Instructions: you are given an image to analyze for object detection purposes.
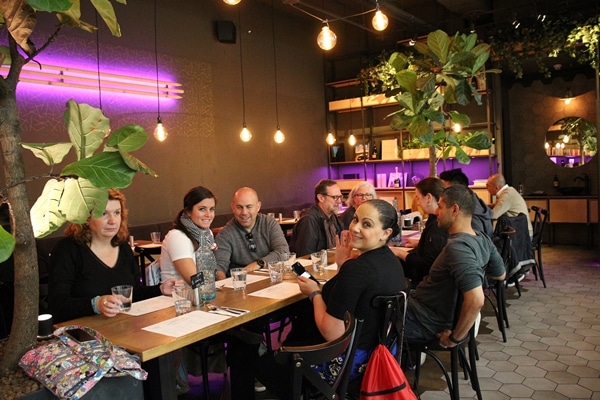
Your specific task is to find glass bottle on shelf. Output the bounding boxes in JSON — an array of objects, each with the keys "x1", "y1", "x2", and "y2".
[
  {"x1": 393, "y1": 167, "x2": 400, "y2": 188},
  {"x1": 371, "y1": 141, "x2": 378, "y2": 159},
  {"x1": 195, "y1": 229, "x2": 217, "y2": 301}
]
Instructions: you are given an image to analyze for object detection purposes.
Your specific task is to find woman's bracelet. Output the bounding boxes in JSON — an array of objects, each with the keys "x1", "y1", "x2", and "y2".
[
  {"x1": 309, "y1": 290, "x2": 322, "y2": 302},
  {"x1": 91, "y1": 296, "x2": 100, "y2": 314}
]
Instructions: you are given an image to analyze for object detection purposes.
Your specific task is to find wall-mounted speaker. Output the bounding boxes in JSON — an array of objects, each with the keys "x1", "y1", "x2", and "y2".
[{"x1": 215, "y1": 20, "x2": 237, "y2": 44}]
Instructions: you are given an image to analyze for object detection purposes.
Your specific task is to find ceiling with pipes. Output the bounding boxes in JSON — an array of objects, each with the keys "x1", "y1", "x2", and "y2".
[{"x1": 264, "y1": 0, "x2": 599, "y2": 66}]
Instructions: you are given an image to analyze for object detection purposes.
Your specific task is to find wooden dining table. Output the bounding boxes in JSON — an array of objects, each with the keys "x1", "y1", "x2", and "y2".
[{"x1": 55, "y1": 258, "x2": 338, "y2": 400}]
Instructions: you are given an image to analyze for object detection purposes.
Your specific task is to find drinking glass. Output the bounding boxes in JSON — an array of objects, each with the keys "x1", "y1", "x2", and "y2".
[
  {"x1": 310, "y1": 252, "x2": 323, "y2": 274},
  {"x1": 150, "y1": 231, "x2": 161, "y2": 243},
  {"x1": 111, "y1": 285, "x2": 133, "y2": 312},
  {"x1": 268, "y1": 261, "x2": 284, "y2": 283},
  {"x1": 231, "y1": 268, "x2": 247, "y2": 290}
]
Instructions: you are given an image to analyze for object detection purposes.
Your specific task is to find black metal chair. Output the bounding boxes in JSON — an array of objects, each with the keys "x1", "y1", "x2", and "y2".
[
  {"x1": 274, "y1": 311, "x2": 361, "y2": 400},
  {"x1": 530, "y1": 206, "x2": 549, "y2": 288},
  {"x1": 484, "y1": 225, "x2": 516, "y2": 342},
  {"x1": 404, "y1": 293, "x2": 483, "y2": 400}
]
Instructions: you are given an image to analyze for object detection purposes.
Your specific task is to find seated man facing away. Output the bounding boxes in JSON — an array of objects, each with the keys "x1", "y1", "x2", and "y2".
[
  {"x1": 404, "y1": 185, "x2": 505, "y2": 347},
  {"x1": 486, "y1": 173, "x2": 533, "y2": 237},
  {"x1": 289, "y1": 179, "x2": 344, "y2": 256},
  {"x1": 439, "y1": 168, "x2": 494, "y2": 237}
]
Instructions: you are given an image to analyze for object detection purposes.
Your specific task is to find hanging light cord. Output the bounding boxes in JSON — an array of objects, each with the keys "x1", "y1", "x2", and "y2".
[
  {"x1": 290, "y1": 3, "x2": 377, "y2": 24},
  {"x1": 238, "y1": 8, "x2": 246, "y2": 125},
  {"x1": 271, "y1": 2, "x2": 279, "y2": 127},
  {"x1": 154, "y1": 0, "x2": 161, "y2": 120},
  {"x1": 95, "y1": 12, "x2": 102, "y2": 110}
]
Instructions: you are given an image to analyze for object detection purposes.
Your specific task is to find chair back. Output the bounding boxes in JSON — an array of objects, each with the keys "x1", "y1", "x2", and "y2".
[
  {"x1": 275, "y1": 311, "x2": 361, "y2": 400},
  {"x1": 530, "y1": 206, "x2": 549, "y2": 249},
  {"x1": 371, "y1": 291, "x2": 408, "y2": 363}
]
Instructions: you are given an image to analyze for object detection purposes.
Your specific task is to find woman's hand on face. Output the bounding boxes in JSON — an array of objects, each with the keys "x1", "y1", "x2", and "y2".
[
  {"x1": 297, "y1": 275, "x2": 320, "y2": 296},
  {"x1": 98, "y1": 295, "x2": 121, "y2": 317},
  {"x1": 335, "y1": 231, "x2": 354, "y2": 267},
  {"x1": 159, "y1": 278, "x2": 181, "y2": 295},
  {"x1": 405, "y1": 237, "x2": 419, "y2": 248}
]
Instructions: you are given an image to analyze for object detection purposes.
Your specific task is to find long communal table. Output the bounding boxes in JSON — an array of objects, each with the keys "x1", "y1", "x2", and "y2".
[{"x1": 56, "y1": 259, "x2": 338, "y2": 400}]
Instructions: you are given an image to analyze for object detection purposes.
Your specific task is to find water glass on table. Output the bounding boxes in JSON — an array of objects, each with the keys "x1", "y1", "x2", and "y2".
[
  {"x1": 231, "y1": 268, "x2": 247, "y2": 290},
  {"x1": 310, "y1": 250, "x2": 326, "y2": 275},
  {"x1": 268, "y1": 261, "x2": 284, "y2": 283},
  {"x1": 111, "y1": 285, "x2": 133, "y2": 312},
  {"x1": 150, "y1": 231, "x2": 161, "y2": 243},
  {"x1": 174, "y1": 299, "x2": 192, "y2": 315}
]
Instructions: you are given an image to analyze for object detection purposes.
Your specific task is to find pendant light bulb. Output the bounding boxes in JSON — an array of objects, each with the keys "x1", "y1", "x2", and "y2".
[
  {"x1": 240, "y1": 125, "x2": 252, "y2": 142},
  {"x1": 372, "y1": 5, "x2": 388, "y2": 31},
  {"x1": 348, "y1": 133, "x2": 357, "y2": 146},
  {"x1": 326, "y1": 132, "x2": 336, "y2": 145},
  {"x1": 317, "y1": 24, "x2": 337, "y2": 51},
  {"x1": 274, "y1": 128, "x2": 285, "y2": 144},
  {"x1": 154, "y1": 117, "x2": 168, "y2": 142},
  {"x1": 223, "y1": 0, "x2": 241, "y2": 4},
  {"x1": 453, "y1": 123, "x2": 462, "y2": 133}
]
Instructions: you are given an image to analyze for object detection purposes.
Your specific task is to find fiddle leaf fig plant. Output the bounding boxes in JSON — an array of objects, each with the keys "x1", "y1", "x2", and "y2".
[
  {"x1": 21, "y1": 99, "x2": 157, "y2": 239},
  {"x1": 365, "y1": 30, "x2": 498, "y2": 176}
]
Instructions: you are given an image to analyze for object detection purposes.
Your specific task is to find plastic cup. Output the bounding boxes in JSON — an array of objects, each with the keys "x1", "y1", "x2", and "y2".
[
  {"x1": 150, "y1": 231, "x2": 161, "y2": 243},
  {"x1": 268, "y1": 261, "x2": 284, "y2": 283},
  {"x1": 231, "y1": 268, "x2": 247, "y2": 290},
  {"x1": 174, "y1": 299, "x2": 192, "y2": 315},
  {"x1": 111, "y1": 285, "x2": 133, "y2": 312}
]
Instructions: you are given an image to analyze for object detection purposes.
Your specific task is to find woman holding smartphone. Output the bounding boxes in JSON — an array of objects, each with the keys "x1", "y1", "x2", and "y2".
[{"x1": 258, "y1": 199, "x2": 406, "y2": 398}]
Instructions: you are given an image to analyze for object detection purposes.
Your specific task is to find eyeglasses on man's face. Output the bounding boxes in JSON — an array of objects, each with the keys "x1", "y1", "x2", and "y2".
[
  {"x1": 353, "y1": 193, "x2": 373, "y2": 199},
  {"x1": 323, "y1": 194, "x2": 343, "y2": 202},
  {"x1": 245, "y1": 232, "x2": 257, "y2": 252}
]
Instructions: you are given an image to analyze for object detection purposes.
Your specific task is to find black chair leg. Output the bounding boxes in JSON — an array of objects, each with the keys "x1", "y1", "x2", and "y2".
[{"x1": 537, "y1": 249, "x2": 547, "y2": 288}]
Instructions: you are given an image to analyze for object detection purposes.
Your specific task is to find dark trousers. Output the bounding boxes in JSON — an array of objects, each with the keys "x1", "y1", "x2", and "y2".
[{"x1": 226, "y1": 335, "x2": 260, "y2": 400}]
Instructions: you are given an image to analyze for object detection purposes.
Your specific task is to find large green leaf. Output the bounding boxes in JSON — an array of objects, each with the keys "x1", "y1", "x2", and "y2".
[
  {"x1": 454, "y1": 80, "x2": 473, "y2": 106},
  {"x1": 61, "y1": 178, "x2": 108, "y2": 222},
  {"x1": 462, "y1": 131, "x2": 492, "y2": 149},
  {"x1": 90, "y1": 0, "x2": 121, "y2": 37},
  {"x1": 105, "y1": 124, "x2": 148, "y2": 152},
  {"x1": 61, "y1": 151, "x2": 135, "y2": 189},
  {"x1": 388, "y1": 52, "x2": 408, "y2": 71},
  {"x1": 0, "y1": 226, "x2": 15, "y2": 263},
  {"x1": 56, "y1": 0, "x2": 98, "y2": 34},
  {"x1": 30, "y1": 179, "x2": 67, "y2": 238},
  {"x1": 28, "y1": 0, "x2": 72, "y2": 12},
  {"x1": 120, "y1": 152, "x2": 158, "y2": 177},
  {"x1": 454, "y1": 146, "x2": 470, "y2": 164},
  {"x1": 448, "y1": 111, "x2": 471, "y2": 127},
  {"x1": 0, "y1": 0, "x2": 36, "y2": 54},
  {"x1": 427, "y1": 30, "x2": 450, "y2": 65},
  {"x1": 395, "y1": 69, "x2": 417, "y2": 94},
  {"x1": 408, "y1": 115, "x2": 432, "y2": 137},
  {"x1": 21, "y1": 142, "x2": 73, "y2": 166},
  {"x1": 64, "y1": 99, "x2": 110, "y2": 160}
]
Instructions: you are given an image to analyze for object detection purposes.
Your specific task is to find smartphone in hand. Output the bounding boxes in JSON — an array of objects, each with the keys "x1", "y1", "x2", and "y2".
[{"x1": 291, "y1": 261, "x2": 320, "y2": 284}]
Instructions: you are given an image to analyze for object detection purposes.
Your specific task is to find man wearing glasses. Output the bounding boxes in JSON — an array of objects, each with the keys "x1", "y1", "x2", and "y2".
[
  {"x1": 214, "y1": 187, "x2": 289, "y2": 280},
  {"x1": 339, "y1": 181, "x2": 377, "y2": 229},
  {"x1": 289, "y1": 179, "x2": 344, "y2": 256}
]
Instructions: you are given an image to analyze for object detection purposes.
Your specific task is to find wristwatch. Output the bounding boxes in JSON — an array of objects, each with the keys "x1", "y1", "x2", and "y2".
[{"x1": 256, "y1": 259, "x2": 266, "y2": 269}]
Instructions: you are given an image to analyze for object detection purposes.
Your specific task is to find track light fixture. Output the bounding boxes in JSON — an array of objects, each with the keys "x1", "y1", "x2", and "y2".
[{"x1": 561, "y1": 88, "x2": 574, "y2": 105}]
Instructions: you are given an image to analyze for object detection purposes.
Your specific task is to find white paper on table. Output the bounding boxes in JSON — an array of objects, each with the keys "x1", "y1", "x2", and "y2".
[
  {"x1": 142, "y1": 310, "x2": 230, "y2": 337},
  {"x1": 325, "y1": 263, "x2": 338, "y2": 271},
  {"x1": 296, "y1": 258, "x2": 313, "y2": 267},
  {"x1": 247, "y1": 281, "x2": 301, "y2": 299},
  {"x1": 123, "y1": 295, "x2": 174, "y2": 316},
  {"x1": 219, "y1": 274, "x2": 270, "y2": 289}
]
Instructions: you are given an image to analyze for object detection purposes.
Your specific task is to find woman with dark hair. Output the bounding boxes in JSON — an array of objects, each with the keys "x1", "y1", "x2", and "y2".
[
  {"x1": 48, "y1": 189, "x2": 178, "y2": 323},
  {"x1": 391, "y1": 177, "x2": 448, "y2": 287},
  {"x1": 258, "y1": 199, "x2": 406, "y2": 398},
  {"x1": 159, "y1": 186, "x2": 218, "y2": 284}
]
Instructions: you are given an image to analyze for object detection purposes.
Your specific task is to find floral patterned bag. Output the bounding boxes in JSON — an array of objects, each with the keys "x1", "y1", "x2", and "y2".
[{"x1": 19, "y1": 325, "x2": 146, "y2": 400}]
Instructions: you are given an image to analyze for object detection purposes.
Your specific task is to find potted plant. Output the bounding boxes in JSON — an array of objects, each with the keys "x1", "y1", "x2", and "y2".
[
  {"x1": 0, "y1": 0, "x2": 147, "y2": 383},
  {"x1": 361, "y1": 30, "x2": 497, "y2": 176}
]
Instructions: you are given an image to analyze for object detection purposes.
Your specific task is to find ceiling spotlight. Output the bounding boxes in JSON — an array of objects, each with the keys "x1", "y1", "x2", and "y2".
[
  {"x1": 409, "y1": 35, "x2": 417, "y2": 46},
  {"x1": 469, "y1": 20, "x2": 476, "y2": 34},
  {"x1": 537, "y1": 13, "x2": 546, "y2": 22},
  {"x1": 512, "y1": 18, "x2": 520, "y2": 29},
  {"x1": 372, "y1": 2, "x2": 388, "y2": 31},
  {"x1": 561, "y1": 88, "x2": 574, "y2": 105},
  {"x1": 317, "y1": 22, "x2": 337, "y2": 50},
  {"x1": 223, "y1": 0, "x2": 241, "y2": 4}
]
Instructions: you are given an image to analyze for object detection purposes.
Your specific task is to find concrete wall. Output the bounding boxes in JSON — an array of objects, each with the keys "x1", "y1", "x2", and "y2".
[{"x1": 4, "y1": 0, "x2": 328, "y2": 226}]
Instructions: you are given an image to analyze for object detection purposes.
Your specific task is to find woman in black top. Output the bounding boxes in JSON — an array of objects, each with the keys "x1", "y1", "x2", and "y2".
[{"x1": 48, "y1": 189, "x2": 178, "y2": 323}]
